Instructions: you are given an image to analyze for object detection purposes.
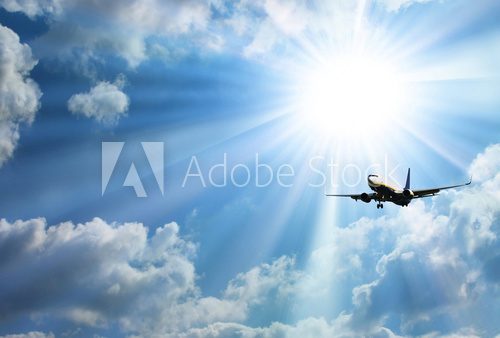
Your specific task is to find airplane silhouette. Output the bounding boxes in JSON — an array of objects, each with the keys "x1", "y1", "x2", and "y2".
[{"x1": 326, "y1": 168, "x2": 471, "y2": 209}]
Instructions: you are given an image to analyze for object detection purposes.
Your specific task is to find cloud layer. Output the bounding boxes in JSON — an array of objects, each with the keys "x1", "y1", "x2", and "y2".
[
  {"x1": 0, "y1": 24, "x2": 41, "y2": 166},
  {"x1": 0, "y1": 0, "x2": 439, "y2": 71},
  {"x1": 1, "y1": 143, "x2": 498, "y2": 337},
  {"x1": 24, "y1": 0, "x2": 215, "y2": 69},
  {"x1": 0, "y1": 217, "x2": 300, "y2": 336},
  {"x1": 0, "y1": 218, "x2": 195, "y2": 328}
]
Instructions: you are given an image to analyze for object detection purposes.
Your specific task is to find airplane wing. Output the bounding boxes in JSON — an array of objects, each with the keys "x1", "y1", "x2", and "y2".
[
  {"x1": 325, "y1": 193, "x2": 377, "y2": 201},
  {"x1": 412, "y1": 178, "x2": 472, "y2": 198}
]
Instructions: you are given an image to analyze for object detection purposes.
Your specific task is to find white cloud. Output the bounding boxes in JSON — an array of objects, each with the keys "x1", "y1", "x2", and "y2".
[
  {"x1": 0, "y1": 24, "x2": 41, "y2": 166},
  {"x1": 67, "y1": 75, "x2": 129, "y2": 125},
  {"x1": 121, "y1": 0, "x2": 211, "y2": 35},
  {"x1": 134, "y1": 255, "x2": 301, "y2": 335},
  {"x1": 181, "y1": 316, "x2": 402, "y2": 338},
  {"x1": 0, "y1": 217, "x2": 196, "y2": 333},
  {"x1": 17, "y1": 0, "x2": 214, "y2": 69},
  {"x1": 0, "y1": 217, "x2": 300, "y2": 336},
  {"x1": 0, "y1": 0, "x2": 62, "y2": 18},
  {"x1": 0, "y1": 332, "x2": 55, "y2": 338},
  {"x1": 1, "y1": 0, "x2": 211, "y2": 35},
  {"x1": 468, "y1": 143, "x2": 500, "y2": 183},
  {"x1": 0, "y1": 123, "x2": 19, "y2": 166}
]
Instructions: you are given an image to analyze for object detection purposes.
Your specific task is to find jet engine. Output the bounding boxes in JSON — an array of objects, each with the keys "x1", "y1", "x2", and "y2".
[
  {"x1": 360, "y1": 192, "x2": 371, "y2": 203},
  {"x1": 403, "y1": 189, "x2": 414, "y2": 198}
]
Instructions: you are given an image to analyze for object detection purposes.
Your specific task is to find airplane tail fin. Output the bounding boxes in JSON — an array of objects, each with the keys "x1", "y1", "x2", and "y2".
[{"x1": 404, "y1": 168, "x2": 411, "y2": 190}]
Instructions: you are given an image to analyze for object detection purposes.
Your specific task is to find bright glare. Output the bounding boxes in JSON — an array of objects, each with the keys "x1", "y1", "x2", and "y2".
[{"x1": 296, "y1": 55, "x2": 406, "y2": 138}]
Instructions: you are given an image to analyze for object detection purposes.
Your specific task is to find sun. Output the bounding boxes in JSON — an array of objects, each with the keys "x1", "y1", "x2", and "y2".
[{"x1": 295, "y1": 54, "x2": 407, "y2": 139}]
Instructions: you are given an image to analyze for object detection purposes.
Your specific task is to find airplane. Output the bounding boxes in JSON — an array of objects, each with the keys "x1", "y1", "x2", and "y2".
[{"x1": 326, "y1": 168, "x2": 471, "y2": 209}]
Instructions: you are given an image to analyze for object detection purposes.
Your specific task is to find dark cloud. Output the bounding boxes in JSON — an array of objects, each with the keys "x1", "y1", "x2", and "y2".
[{"x1": 0, "y1": 217, "x2": 196, "y2": 329}]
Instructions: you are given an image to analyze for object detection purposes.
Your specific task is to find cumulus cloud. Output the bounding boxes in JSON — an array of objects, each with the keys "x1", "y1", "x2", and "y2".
[
  {"x1": 0, "y1": 217, "x2": 199, "y2": 334},
  {"x1": 22, "y1": 0, "x2": 214, "y2": 69},
  {"x1": 468, "y1": 143, "x2": 500, "y2": 182},
  {"x1": 0, "y1": 24, "x2": 41, "y2": 166},
  {"x1": 67, "y1": 75, "x2": 129, "y2": 125},
  {"x1": 0, "y1": 217, "x2": 300, "y2": 336},
  {"x1": 136, "y1": 255, "x2": 301, "y2": 335},
  {"x1": 0, "y1": 218, "x2": 196, "y2": 327}
]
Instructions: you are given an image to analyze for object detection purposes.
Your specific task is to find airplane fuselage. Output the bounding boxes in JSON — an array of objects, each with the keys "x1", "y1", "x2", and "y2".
[{"x1": 367, "y1": 175, "x2": 412, "y2": 206}]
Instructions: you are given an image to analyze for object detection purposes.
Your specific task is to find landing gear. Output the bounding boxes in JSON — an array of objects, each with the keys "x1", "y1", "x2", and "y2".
[{"x1": 376, "y1": 203, "x2": 384, "y2": 209}]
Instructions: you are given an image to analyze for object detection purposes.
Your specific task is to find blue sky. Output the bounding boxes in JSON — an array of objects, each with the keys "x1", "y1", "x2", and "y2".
[{"x1": 0, "y1": 0, "x2": 499, "y2": 337}]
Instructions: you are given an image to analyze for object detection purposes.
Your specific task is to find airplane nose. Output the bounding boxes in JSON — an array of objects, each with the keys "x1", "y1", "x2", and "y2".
[{"x1": 367, "y1": 175, "x2": 380, "y2": 185}]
